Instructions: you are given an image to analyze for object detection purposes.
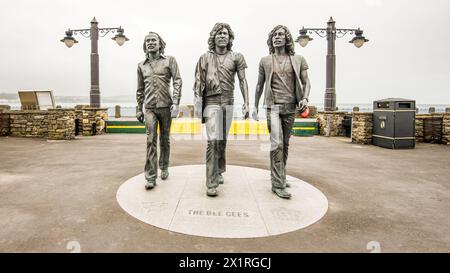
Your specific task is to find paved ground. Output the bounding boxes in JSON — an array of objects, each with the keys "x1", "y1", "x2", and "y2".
[{"x1": 0, "y1": 134, "x2": 449, "y2": 252}]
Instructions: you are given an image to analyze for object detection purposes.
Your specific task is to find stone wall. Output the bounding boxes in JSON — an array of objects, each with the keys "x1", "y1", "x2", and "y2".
[
  {"x1": 317, "y1": 111, "x2": 348, "y2": 136},
  {"x1": 7, "y1": 109, "x2": 76, "y2": 140},
  {"x1": 9, "y1": 110, "x2": 50, "y2": 138},
  {"x1": 415, "y1": 113, "x2": 445, "y2": 143},
  {"x1": 47, "y1": 109, "x2": 76, "y2": 140},
  {"x1": 0, "y1": 106, "x2": 107, "y2": 140},
  {"x1": 0, "y1": 111, "x2": 10, "y2": 136},
  {"x1": 75, "y1": 107, "x2": 108, "y2": 136},
  {"x1": 351, "y1": 112, "x2": 373, "y2": 144},
  {"x1": 442, "y1": 113, "x2": 450, "y2": 145},
  {"x1": 415, "y1": 114, "x2": 426, "y2": 143}
]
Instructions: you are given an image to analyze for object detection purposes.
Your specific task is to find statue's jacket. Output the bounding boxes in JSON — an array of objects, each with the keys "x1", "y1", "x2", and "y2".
[
  {"x1": 193, "y1": 50, "x2": 247, "y2": 123},
  {"x1": 136, "y1": 55, "x2": 182, "y2": 110},
  {"x1": 256, "y1": 54, "x2": 309, "y2": 108}
]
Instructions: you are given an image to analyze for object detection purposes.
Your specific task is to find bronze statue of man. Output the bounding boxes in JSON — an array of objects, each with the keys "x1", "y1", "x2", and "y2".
[
  {"x1": 194, "y1": 23, "x2": 249, "y2": 197},
  {"x1": 136, "y1": 32, "x2": 182, "y2": 190},
  {"x1": 253, "y1": 25, "x2": 311, "y2": 199}
]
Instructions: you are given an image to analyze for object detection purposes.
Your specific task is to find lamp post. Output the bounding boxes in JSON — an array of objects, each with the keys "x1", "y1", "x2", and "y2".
[
  {"x1": 297, "y1": 17, "x2": 369, "y2": 111},
  {"x1": 60, "y1": 17, "x2": 129, "y2": 107}
]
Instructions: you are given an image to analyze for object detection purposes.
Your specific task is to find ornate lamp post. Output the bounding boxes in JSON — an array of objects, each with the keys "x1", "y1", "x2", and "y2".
[
  {"x1": 297, "y1": 17, "x2": 369, "y2": 111},
  {"x1": 60, "y1": 17, "x2": 129, "y2": 107}
]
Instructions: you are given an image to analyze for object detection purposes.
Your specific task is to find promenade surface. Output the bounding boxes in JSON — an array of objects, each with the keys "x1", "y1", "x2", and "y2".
[{"x1": 0, "y1": 134, "x2": 449, "y2": 252}]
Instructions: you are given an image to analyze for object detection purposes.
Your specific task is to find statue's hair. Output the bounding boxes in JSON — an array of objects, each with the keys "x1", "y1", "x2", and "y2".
[
  {"x1": 142, "y1": 32, "x2": 166, "y2": 55},
  {"x1": 208, "y1": 23, "x2": 235, "y2": 51},
  {"x1": 267, "y1": 25, "x2": 295, "y2": 55}
]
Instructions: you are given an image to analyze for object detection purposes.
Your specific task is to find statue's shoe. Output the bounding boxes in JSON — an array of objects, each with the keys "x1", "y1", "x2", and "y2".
[
  {"x1": 206, "y1": 188, "x2": 218, "y2": 197},
  {"x1": 161, "y1": 169, "x2": 169, "y2": 180},
  {"x1": 272, "y1": 188, "x2": 292, "y2": 199},
  {"x1": 145, "y1": 180, "x2": 156, "y2": 190},
  {"x1": 217, "y1": 174, "x2": 224, "y2": 184}
]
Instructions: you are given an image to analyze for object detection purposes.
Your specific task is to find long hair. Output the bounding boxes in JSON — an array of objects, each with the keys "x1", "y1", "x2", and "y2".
[
  {"x1": 267, "y1": 25, "x2": 295, "y2": 55},
  {"x1": 208, "y1": 23, "x2": 235, "y2": 51},
  {"x1": 142, "y1": 32, "x2": 166, "y2": 55}
]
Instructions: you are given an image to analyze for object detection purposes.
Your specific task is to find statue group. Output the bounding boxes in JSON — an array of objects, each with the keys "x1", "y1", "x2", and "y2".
[{"x1": 136, "y1": 23, "x2": 311, "y2": 199}]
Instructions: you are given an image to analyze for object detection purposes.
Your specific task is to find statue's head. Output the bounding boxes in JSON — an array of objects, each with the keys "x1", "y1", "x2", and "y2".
[
  {"x1": 208, "y1": 23, "x2": 235, "y2": 52},
  {"x1": 267, "y1": 25, "x2": 295, "y2": 55},
  {"x1": 143, "y1": 32, "x2": 166, "y2": 55}
]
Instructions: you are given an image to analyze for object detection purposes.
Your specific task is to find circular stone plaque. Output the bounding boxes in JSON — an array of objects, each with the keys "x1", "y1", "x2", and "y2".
[{"x1": 117, "y1": 165, "x2": 328, "y2": 238}]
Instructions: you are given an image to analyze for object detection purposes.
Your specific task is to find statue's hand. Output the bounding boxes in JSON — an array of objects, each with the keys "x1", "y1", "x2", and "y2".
[
  {"x1": 136, "y1": 111, "x2": 144, "y2": 123},
  {"x1": 251, "y1": 108, "x2": 259, "y2": 121},
  {"x1": 242, "y1": 104, "x2": 249, "y2": 120},
  {"x1": 298, "y1": 98, "x2": 309, "y2": 113},
  {"x1": 170, "y1": 104, "x2": 180, "y2": 118},
  {"x1": 194, "y1": 97, "x2": 203, "y2": 119}
]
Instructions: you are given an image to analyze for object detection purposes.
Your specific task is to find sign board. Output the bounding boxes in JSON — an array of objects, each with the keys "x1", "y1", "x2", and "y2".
[{"x1": 18, "y1": 90, "x2": 55, "y2": 110}]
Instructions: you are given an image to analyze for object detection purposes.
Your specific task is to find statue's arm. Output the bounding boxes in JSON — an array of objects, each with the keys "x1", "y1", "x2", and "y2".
[
  {"x1": 170, "y1": 57, "x2": 182, "y2": 105},
  {"x1": 193, "y1": 56, "x2": 205, "y2": 118},
  {"x1": 136, "y1": 65, "x2": 145, "y2": 112},
  {"x1": 237, "y1": 69, "x2": 249, "y2": 107},
  {"x1": 193, "y1": 56, "x2": 205, "y2": 101},
  {"x1": 254, "y1": 59, "x2": 265, "y2": 109},
  {"x1": 300, "y1": 69, "x2": 311, "y2": 100}
]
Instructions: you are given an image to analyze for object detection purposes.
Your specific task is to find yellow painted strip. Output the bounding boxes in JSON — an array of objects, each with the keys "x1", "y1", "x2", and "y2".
[
  {"x1": 107, "y1": 120, "x2": 319, "y2": 135},
  {"x1": 373, "y1": 134, "x2": 415, "y2": 140},
  {"x1": 229, "y1": 120, "x2": 269, "y2": 135},
  {"x1": 108, "y1": 126, "x2": 145, "y2": 129},
  {"x1": 292, "y1": 127, "x2": 317, "y2": 130}
]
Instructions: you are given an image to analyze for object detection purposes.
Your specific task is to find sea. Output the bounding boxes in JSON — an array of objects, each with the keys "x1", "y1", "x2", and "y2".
[{"x1": 1, "y1": 100, "x2": 449, "y2": 118}]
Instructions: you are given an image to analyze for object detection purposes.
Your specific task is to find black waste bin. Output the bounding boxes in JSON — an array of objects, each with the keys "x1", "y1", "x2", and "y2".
[{"x1": 373, "y1": 98, "x2": 416, "y2": 149}]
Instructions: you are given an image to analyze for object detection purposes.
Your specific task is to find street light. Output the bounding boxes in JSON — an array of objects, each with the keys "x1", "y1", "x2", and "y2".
[
  {"x1": 296, "y1": 17, "x2": 369, "y2": 111},
  {"x1": 60, "y1": 29, "x2": 78, "y2": 48},
  {"x1": 60, "y1": 17, "x2": 129, "y2": 107}
]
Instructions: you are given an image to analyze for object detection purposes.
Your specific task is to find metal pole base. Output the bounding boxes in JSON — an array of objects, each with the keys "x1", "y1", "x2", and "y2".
[{"x1": 324, "y1": 88, "x2": 336, "y2": 111}]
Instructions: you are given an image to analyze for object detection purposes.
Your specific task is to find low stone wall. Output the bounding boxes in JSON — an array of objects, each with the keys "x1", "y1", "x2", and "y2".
[
  {"x1": 47, "y1": 109, "x2": 76, "y2": 140},
  {"x1": 351, "y1": 112, "x2": 373, "y2": 144},
  {"x1": 416, "y1": 113, "x2": 445, "y2": 143},
  {"x1": 0, "y1": 111, "x2": 10, "y2": 136},
  {"x1": 9, "y1": 110, "x2": 50, "y2": 138},
  {"x1": 7, "y1": 109, "x2": 76, "y2": 140},
  {"x1": 415, "y1": 115, "x2": 426, "y2": 143},
  {"x1": 317, "y1": 111, "x2": 348, "y2": 136},
  {"x1": 0, "y1": 106, "x2": 107, "y2": 140},
  {"x1": 75, "y1": 107, "x2": 108, "y2": 136},
  {"x1": 442, "y1": 113, "x2": 450, "y2": 145}
]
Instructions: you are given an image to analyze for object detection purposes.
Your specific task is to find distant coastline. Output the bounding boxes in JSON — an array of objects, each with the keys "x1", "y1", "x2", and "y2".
[{"x1": 1, "y1": 92, "x2": 449, "y2": 117}]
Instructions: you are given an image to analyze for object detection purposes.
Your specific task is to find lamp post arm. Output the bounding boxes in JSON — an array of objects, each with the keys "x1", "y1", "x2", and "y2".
[
  {"x1": 335, "y1": 28, "x2": 360, "y2": 39},
  {"x1": 98, "y1": 27, "x2": 122, "y2": 38},
  {"x1": 336, "y1": 28, "x2": 360, "y2": 32},
  {"x1": 69, "y1": 27, "x2": 123, "y2": 38},
  {"x1": 98, "y1": 27, "x2": 121, "y2": 31},
  {"x1": 302, "y1": 28, "x2": 328, "y2": 38},
  {"x1": 302, "y1": 28, "x2": 363, "y2": 39},
  {"x1": 71, "y1": 29, "x2": 91, "y2": 38}
]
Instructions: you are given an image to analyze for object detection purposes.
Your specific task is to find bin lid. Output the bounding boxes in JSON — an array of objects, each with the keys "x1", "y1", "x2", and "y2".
[{"x1": 374, "y1": 98, "x2": 415, "y2": 103}]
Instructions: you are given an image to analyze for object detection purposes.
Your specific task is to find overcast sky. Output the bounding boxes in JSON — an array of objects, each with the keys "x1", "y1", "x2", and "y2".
[{"x1": 1, "y1": 0, "x2": 449, "y2": 105}]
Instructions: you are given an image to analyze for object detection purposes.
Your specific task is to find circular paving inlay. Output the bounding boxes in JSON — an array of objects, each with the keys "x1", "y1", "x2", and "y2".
[{"x1": 117, "y1": 165, "x2": 328, "y2": 238}]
